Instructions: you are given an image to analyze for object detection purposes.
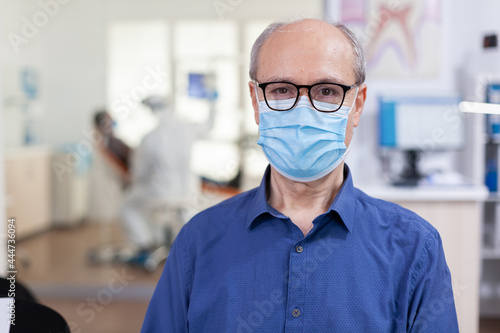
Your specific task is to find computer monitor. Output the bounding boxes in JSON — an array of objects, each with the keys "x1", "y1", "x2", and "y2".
[{"x1": 378, "y1": 96, "x2": 465, "y2": 186}]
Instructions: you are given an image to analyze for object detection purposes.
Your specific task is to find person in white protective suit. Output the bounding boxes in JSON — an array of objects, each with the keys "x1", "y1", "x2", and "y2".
[{"x1": 120, "y1": 96, "x2": 214, "y2": 253}]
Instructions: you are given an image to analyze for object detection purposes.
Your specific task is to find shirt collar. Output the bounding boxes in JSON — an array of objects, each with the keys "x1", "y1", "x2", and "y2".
[
  {"x1": 246, "y1": 166, "x2": 272, "y2": 229},
  {"x1": 327, "y1": 164, "x2": 355, "y2": 232},
  {"x1": 246, "y1": 164, "x2": 356, "y2": 232}
]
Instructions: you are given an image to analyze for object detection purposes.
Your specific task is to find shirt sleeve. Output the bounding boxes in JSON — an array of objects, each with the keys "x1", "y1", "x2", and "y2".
[
  {"x1": 407, "y1": 230, "x2": 459, "y2": 332},
  {"x1": 141, "y1": 230, "x2": 191, "y2": 333}
]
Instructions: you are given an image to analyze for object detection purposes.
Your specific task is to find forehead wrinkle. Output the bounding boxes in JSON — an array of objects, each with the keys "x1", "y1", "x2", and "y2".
[
  {"x1": 260, "y1": 75, "x2": 351, "y2": 86},
  {"x1": 273, "y1": 26, "x2": 318, "y2": 34}
]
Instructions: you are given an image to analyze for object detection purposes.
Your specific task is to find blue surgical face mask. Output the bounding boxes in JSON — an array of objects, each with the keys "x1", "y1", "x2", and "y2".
[{"x1": 257, "y1": 88, "x2": 358, "y2": 182}]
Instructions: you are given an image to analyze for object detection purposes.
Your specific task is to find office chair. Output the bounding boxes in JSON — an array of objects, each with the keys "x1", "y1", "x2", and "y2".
[
  {"x1": 0, "y1": 278, "x2": 70, "y2": 333},
  {"x1": 0, "y1": 278, "x2": 37, "y2": 302}
]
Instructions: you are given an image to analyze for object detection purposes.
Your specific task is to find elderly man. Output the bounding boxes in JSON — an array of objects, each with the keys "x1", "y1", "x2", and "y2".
[{"x1": 141, "y1": 19, "x2": 458, "y2": 332}]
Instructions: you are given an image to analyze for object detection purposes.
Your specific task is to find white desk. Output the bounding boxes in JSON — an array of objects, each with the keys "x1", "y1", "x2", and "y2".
[{"x1": 362, "y1": 184, "x2": 488, "y2": 333}]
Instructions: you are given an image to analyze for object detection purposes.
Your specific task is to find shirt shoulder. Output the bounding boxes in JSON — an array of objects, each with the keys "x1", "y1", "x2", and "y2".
[
  {"x1": 178, "y1": 188, "x2": 259, "y2": 238},
  {"x1": 351, "y1": 187, "x2": 440, "y2": 254},
  {"x1": 351, "y1": 188, "x2": 448, "y2": 300}
]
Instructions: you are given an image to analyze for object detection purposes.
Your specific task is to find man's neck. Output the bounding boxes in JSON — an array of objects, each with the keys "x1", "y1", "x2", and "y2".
[{"x1": 267, "y1": 163, "x2": 346, "y2": 235}]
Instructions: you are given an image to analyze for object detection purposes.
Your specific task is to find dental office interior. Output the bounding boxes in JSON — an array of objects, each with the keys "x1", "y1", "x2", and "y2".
[{"x1": 0, "y1": 0, "x2": 500, "y2": 331}]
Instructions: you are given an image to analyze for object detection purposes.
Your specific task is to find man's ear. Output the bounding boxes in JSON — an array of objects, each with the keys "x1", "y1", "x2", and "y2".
[
  {"x1": 353, "y1": 83, "x2": 367, "y2": 127},
  {"x1": 248, "y1": 81, "x2": 259, "y2": 125}
]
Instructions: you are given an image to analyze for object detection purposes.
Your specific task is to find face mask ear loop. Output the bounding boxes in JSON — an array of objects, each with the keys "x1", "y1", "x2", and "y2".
[
  {"x1": 253, "y1": 81, "x2": 260, "y2": 104},
  {"x1": 343, "y1": 85, "x2": 360, "y2": 157},
  {"x1": 348, "y1": 86, "x2": 359, "y2": 115}
]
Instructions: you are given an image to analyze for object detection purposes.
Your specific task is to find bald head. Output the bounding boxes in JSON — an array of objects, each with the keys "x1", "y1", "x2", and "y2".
[{"x1": 249, "y1": 19, "x2": 365, "y2": 84}]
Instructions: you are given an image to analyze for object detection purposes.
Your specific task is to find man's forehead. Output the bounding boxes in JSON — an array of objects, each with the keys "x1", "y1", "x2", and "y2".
[
  {"x1": 273, "y1": 19, "x2": 340, "y2": 34},
  {"x1": 259, "y1": 20, "x2": 353, "y2": 62},
  {"x1": 256, "y1": 20, "x2": 355, "y2": 84}
]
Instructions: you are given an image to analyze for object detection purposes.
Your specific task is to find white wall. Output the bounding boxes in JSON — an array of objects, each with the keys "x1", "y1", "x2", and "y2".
[
  {"x1": 2, "y1": 0, "x2": 322, "y2": 149},
  {"x1": 473, "y1": 0, "x2": 500, "y2": 38},
  {"x1": 41, "y1": 0, "x2": 107, "y2": 147},
  {"x1": 0, "y1": 0, "x2": 108, "y2": 147},
  {"x1": 1, "y1": 0, "x2": 47, "y2": 148},
  {"x1": 324, "y1": 0, "x2": 481, "y2": 185}
]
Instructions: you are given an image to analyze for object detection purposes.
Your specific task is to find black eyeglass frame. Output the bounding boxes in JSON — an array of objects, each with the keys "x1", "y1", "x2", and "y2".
[{"x1": 255, "y1": 81, "x2": 358, "y2": 112}]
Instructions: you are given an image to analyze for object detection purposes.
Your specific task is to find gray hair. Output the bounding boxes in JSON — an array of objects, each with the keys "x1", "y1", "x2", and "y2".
[{"x1": 249, "y1": 19, "x2": 366, "y2": 85}]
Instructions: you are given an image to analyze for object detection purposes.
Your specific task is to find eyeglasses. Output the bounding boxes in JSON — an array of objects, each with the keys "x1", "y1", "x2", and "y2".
[{"x1": 255, "y1": 81, "x2": 357, "y2": 112}]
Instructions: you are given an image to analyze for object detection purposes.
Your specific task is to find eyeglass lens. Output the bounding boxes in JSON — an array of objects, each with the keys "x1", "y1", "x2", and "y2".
[{"x1": 264, "y1": 83, "x2": 345, "y2": 112}]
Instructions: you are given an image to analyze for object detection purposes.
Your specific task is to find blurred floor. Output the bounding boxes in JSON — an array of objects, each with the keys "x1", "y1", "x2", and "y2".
[
  {"x1": 482, "y1": 318, "x2": 500, "y2": 333},
  {"x1": 14, "y1": 222, "x2": 500, "y2": 333},
  {"x1": 42, "y1": 298, "x2": 148, "y2": 333},
  {"x1": 17, "y1": 222, "x2": 162, "y2": 333},
  {"x1": 17, "y1": 222, "x2": 163, "y2": 286}
]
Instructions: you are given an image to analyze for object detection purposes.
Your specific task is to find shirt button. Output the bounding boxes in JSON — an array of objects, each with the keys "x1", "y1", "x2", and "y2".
[
  {"x1": 295, "y1": 245, "x2": 303, "y2": 253},
  {"x1": 292, "y1": 308, "x2": 301, "y2": 317}
]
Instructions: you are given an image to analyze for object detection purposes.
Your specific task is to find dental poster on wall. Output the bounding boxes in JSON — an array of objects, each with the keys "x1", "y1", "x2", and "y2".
[{"x1": 341, "y1": 0, "x2": 442, "y2": 79}]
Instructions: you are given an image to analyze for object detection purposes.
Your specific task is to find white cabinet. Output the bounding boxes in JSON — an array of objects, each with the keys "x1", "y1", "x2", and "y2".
[
  {"x1": 4, "y1": 146, "x2": 53, "y2": 239},
  {"x1": 483, "y1": 196, "x2": 500, "y2": 258},
  {"x1": 481, "y1": 195, "x2": 500, "y2": 317},
  {"x1": 51, "y1": 152, "x2": 88, "y2": 227},
  {"x1": 479, "y1": 102, "x2": 500, "y2": 316}
]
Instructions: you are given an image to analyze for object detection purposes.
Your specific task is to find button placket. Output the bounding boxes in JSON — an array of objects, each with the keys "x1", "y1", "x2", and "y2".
[{"x1": 284, "y1": 242, "x2": 306, "y2": 330}]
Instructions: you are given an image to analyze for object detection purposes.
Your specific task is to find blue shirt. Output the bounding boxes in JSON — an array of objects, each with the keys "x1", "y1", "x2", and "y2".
[{"x1": 142, "y1": 166, "x2": 458, "y2": 332}]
